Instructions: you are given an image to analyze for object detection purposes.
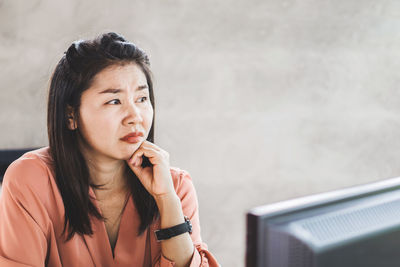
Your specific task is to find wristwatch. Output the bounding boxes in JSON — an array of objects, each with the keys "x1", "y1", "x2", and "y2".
[{"x1": 154, "y1": 216, "x2": 193, "y2": 241}]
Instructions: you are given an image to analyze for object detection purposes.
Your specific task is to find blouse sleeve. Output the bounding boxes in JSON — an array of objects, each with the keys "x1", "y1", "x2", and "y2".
[
  {"x1": 0, "y1": 158, "x2": 49, "y2": 267},
  {"x1": 156, "y1": 169, "x2": 219, "y2": 267}
]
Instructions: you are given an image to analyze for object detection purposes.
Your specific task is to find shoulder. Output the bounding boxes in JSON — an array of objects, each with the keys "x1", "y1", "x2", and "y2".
[
  {"x1": 169, "y1": 166, "x2": 194, "y2": 191},
  {"x1": 3, "y1": 147, "x2": 53, "y2": 199},
  {"x1": 1, "y1": 147, "x2": 56, "y2": 235},
  {"x1": 169, "y1": 167, "x2": 201, "y2": 220},
  {"x1": 169, "y1": 166, "x2": 199, "y2": 205}
]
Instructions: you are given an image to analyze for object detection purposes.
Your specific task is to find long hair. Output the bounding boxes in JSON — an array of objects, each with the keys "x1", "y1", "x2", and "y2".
[{"x1": 47, "y1": 32, "x2": 158, "y2": 241}]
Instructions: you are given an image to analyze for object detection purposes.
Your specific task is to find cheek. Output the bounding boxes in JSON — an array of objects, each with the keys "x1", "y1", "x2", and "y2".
[
  {"x1": 79, "y1": 111, "x2": 115, "y2": 140},
  {"x1": 144, "y1": 107, "x2": 154, "y2": 128}
]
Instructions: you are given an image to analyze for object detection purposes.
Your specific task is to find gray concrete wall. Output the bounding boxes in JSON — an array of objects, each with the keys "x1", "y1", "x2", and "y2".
[{"x1": 2, "y1": 0, "x2": 400, "y2": 266}]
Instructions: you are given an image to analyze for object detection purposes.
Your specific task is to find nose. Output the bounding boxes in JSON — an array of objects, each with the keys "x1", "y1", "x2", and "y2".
[{"x1": 124, "y1": 102, "x2": 143, "y2": 125}]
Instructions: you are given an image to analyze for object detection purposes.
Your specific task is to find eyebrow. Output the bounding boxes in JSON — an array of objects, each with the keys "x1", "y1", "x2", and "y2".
[{"x1": 99, "y1": 85, "x2": 148, "y2": 94}]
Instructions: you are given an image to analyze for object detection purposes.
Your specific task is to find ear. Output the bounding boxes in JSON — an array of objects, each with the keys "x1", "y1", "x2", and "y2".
[{"x1": 66, "y1": 105, "x2": 77, "y2": 130}]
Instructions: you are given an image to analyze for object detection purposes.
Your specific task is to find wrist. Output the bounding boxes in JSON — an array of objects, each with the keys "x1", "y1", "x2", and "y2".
[
  {"x1": 154, "y1": 191, "x2": 179, "y2": 205},
  {"x1": 155, "y1": 192, "x2": 185, "y2": 229},
  {"x1": 155, "y1": 216, "x2": 192, "y2": 242}
]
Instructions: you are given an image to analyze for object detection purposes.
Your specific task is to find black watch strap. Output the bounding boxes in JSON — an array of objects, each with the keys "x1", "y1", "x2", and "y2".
[{"x1": 154, "y1": 216, "x2": 193, "y2": 241}]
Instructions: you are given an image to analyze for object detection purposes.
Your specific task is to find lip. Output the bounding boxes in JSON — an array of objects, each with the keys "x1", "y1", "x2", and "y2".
[{"x1": 120, "y1": 132, "x2": 144, "y2": 143}]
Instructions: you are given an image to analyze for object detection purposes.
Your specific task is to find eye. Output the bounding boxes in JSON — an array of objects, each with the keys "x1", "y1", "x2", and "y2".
[
  {"x1": 137, "y1": 96, "x2": 148, "y2": 103},
  {"x1": 106, "y1": 99, "x2": 121, "y2": 105}
]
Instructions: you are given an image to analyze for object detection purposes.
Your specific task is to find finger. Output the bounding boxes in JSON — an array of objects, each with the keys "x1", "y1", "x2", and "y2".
[
  {"x1": 141, "y1": 142, "x2": 170, "y2": 160},
  {"x1": 129, "y1": 147, "x2": 159, "y2": 165},
  {"x1": 141, "y1": 141, "x2": 162, "y2": 152},
  {"x1": 129, "y1": 149, "x2": 143, "y2": 164},
  {"x1": 133, "y1": 155, "x2": 143, "y2": 167},
  {"x1": 139, "y1": 147, "x2": 160, "y2": 161},
  {"x1": 129, "y1": 141, "x2": 164, "y2": 164}
]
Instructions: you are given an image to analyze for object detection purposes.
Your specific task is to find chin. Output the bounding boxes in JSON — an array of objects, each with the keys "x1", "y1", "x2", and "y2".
[{"x1": 118, "y1": 143, "x2": 142, "y2": 159}]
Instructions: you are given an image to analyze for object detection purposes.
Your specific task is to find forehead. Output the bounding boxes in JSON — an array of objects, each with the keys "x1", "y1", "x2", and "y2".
[{"x1": 89, "y1": 63, "x2": 148, "y2": 91}]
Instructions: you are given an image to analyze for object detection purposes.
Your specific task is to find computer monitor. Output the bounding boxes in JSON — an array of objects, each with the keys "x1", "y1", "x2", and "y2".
[{"x1": 246, "y1": 177, "x2": 400, "y2": 267}]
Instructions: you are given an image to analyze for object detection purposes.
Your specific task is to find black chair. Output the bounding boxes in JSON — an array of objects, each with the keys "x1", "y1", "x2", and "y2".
[{"x1": 0, "y1": 148, "x2": 37, "y2": 183}]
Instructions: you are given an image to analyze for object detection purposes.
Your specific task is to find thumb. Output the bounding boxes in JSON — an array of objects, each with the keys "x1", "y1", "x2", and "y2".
[{"x1": 127, "y1": 156, "x2": 143, "y2": 174}]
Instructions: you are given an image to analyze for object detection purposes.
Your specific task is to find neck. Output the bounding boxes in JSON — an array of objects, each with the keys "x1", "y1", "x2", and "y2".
[
  {"x1": 89, "y1": 159, "x2": 127, "y2": 191},
  {"x1": 81, "y1": 150, "x2": 128, "y2": 193}
]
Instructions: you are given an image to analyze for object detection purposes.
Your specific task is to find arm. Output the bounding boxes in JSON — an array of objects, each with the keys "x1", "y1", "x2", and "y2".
[
  {"x1": 155, "y1": 192, "x2": 194, "y2": 266},
  {"x1": 0, "y1": 159, "x2": 49, "y2": 266},
  {"x1": 155, "y1": 169, "x2": 219, "y2": 267},
  {"x1": 127, "y1": 142, "x2": 219, "y2": 267}
]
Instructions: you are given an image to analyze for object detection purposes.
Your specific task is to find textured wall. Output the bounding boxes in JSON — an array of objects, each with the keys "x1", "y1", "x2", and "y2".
[{"x1": 2, "y1": 0, "x2": 400, "y2": 266}]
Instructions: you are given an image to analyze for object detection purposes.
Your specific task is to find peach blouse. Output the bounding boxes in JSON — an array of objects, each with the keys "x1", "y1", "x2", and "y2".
[{"x1": 0, "y1": 148, "x2": 219, "y2": 267}]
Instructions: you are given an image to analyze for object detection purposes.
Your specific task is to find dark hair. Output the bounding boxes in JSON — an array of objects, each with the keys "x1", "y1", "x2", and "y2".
[{"x1": 47, "y1": 32, "x2": 158, "y2": 241}]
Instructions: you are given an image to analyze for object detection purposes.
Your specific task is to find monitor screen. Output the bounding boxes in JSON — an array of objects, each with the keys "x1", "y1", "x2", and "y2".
[{"x1": 246, "y1": 177, "x2": 400, "y2": 267}]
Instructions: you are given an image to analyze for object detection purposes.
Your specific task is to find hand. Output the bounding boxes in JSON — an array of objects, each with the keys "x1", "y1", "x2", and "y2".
[{"x1": 126, "y1": 141, "x2": 176, "y2": 198}]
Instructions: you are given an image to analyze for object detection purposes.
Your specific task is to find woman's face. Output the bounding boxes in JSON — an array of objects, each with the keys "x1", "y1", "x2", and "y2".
[{"x1": 74, "y1": 63, "x2": 153, "y2": 161}]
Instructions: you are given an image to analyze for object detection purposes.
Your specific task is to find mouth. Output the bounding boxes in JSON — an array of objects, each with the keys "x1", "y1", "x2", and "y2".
[{"x1": 120, "y1": 132, "x2": 144, "y2": 144}]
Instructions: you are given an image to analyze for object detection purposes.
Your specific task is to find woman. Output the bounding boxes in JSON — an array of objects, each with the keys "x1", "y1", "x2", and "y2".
[{"x1": 0, "y1": 32, "x2": 219, "y2": 267}]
